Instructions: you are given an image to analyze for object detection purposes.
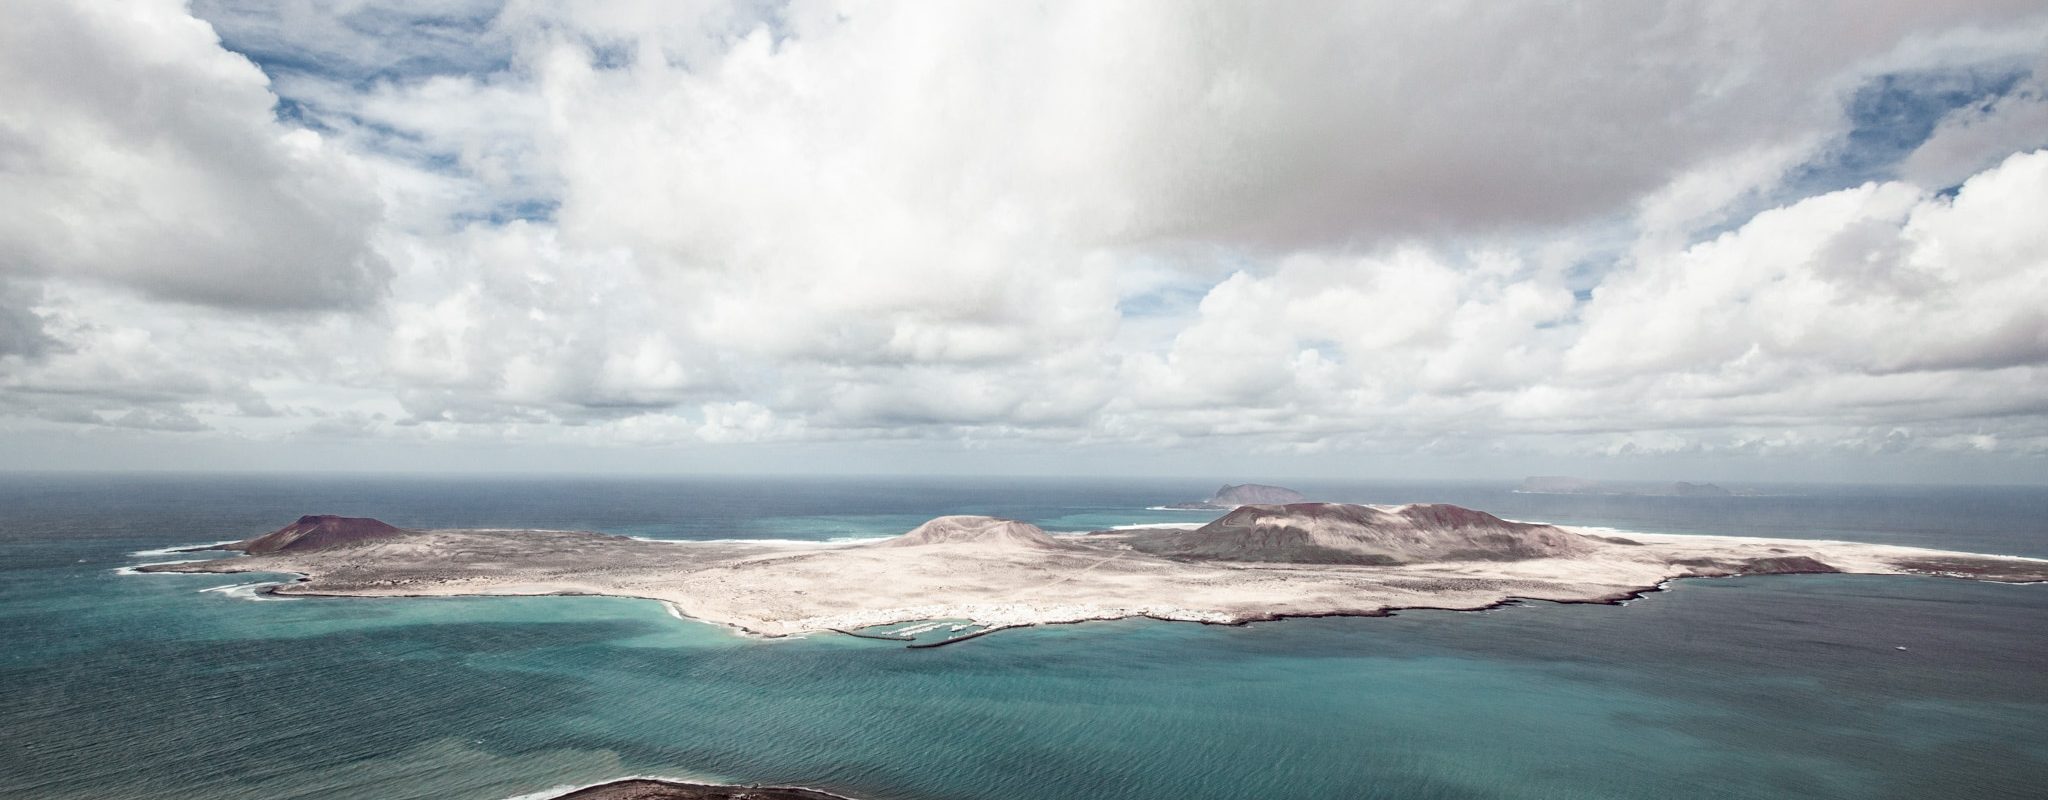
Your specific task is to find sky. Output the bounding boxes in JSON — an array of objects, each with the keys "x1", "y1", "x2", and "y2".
[{"x1": 2, "y1": 1, "x2": 2048, "y2": 483}]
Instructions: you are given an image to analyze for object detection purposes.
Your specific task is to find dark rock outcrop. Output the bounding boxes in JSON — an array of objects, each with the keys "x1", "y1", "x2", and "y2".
[
  {"x1": 1742, "y1": 556, "x2": 1839, "y2": 574},
  {"x1": 230, "y1": 515, "x2": 409, "y2": 555},
  {"x1": 1674, "y1": 555, "x2": 1839, "y2": 575},
  {"x1": 1892, "y1": 556, "x2": 2048, "y2": 583}
]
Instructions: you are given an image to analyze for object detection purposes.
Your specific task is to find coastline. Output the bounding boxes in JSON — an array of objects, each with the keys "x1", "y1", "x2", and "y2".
[{"x1": 522, "y1": 777, "x2": 858, "y2": 800}]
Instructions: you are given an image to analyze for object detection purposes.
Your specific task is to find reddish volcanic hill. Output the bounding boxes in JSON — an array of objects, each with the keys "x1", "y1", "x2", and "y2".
[
  {"x1": 1122, "y1": 502, "x2": 1599, "y2": 565},
  {"x1": 232, "y1": 515, "x2": 409, "y2": 555}
]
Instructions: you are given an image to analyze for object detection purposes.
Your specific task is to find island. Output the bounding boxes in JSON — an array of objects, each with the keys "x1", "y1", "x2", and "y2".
[
  {"x1": 140, "y1": 505, "x2": 2048, "y2": 646},
  {"x1": 1158, "y1": 482, "x2": 1309, "y2": 509}
]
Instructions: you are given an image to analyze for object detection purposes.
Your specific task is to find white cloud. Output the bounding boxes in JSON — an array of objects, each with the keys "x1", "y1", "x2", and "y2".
[
  {"x1": 1573, "y1": 149, "x2": 2048, "y2": 379},
  {"x1": 696, "y1": 400, "x2": 801, "y2": 443},
  {"x1": 5, "y1": 1, "x2": 2048, "y2": 477},
  {"x1": 379, "y1": 222, "x2": 723, "y2": 422},
  {"x1": 0, "y1": 0, "x2": 387, "y2": 309}
]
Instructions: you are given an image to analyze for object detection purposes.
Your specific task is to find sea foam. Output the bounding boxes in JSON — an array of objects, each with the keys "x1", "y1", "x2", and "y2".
[
  {"x1": 128, "y1": 540, "x2": 239, "y2": 558},
  {"x1": 198, "y1": 582, "x2": 285, "y2": 601},
  {"x1": 112, "y1": 558, "x2": 207, "y2": 575}
]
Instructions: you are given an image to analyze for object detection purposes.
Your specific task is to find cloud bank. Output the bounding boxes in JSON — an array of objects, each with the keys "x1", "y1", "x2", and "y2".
[{"x1": 3, "y1": 0, "x2": 2047, "y2": 479}]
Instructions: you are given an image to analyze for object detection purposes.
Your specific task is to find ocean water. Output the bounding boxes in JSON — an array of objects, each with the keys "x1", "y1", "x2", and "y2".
[{"x1": 2, "y1": 474, "x2": 2045, "y2": 800}]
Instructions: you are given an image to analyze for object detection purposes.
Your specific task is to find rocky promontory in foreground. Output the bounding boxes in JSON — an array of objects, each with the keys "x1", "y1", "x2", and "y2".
[
  {"x1": 1160, "y1": 482, "x2": 1309, "y2": 509},
  {"x1": 547, "y1": 778, "x2": 855, "y2": 800},
  {"x1": 140, "y1": 500, "x2": 2048, "y2": 645},
  {"x1": 1517, "y1": 476, "x2": 1735, "y2": 497}
]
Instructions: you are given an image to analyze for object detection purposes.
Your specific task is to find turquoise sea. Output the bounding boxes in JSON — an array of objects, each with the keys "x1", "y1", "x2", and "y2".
[{"x1": 3, "y1": 475, "x2": 2045, "y2": 799}]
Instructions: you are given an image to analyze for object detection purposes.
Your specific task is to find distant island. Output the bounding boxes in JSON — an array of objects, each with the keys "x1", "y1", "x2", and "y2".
[
  {"x1": 141, "y1": 503, "x2": 2046, "y2": 647},
  {"x1": 1159, "y1": 482, "x2": 1309, "y2": 509},
  {"x1": 1517, "y1": 476, "x2": 1739, "y2": 497}
]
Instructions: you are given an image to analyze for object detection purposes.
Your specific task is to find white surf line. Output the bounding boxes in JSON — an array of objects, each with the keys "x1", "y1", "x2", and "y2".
[
  {"x1": 128, "y1": 540, "x2": 240, "y2": 557},
  {"x1": 112, "y1": 558, "x2": 210, "y2": 575},
  {"x1": 662, "y1": 601, "x2": 805, "y2": 640},
  {"x1": 198, "y1": 581, "x2": 286, "y2": 601},
  {"x1": 1616, "y1": 580, "x2": 1674, "y2": 606}
]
